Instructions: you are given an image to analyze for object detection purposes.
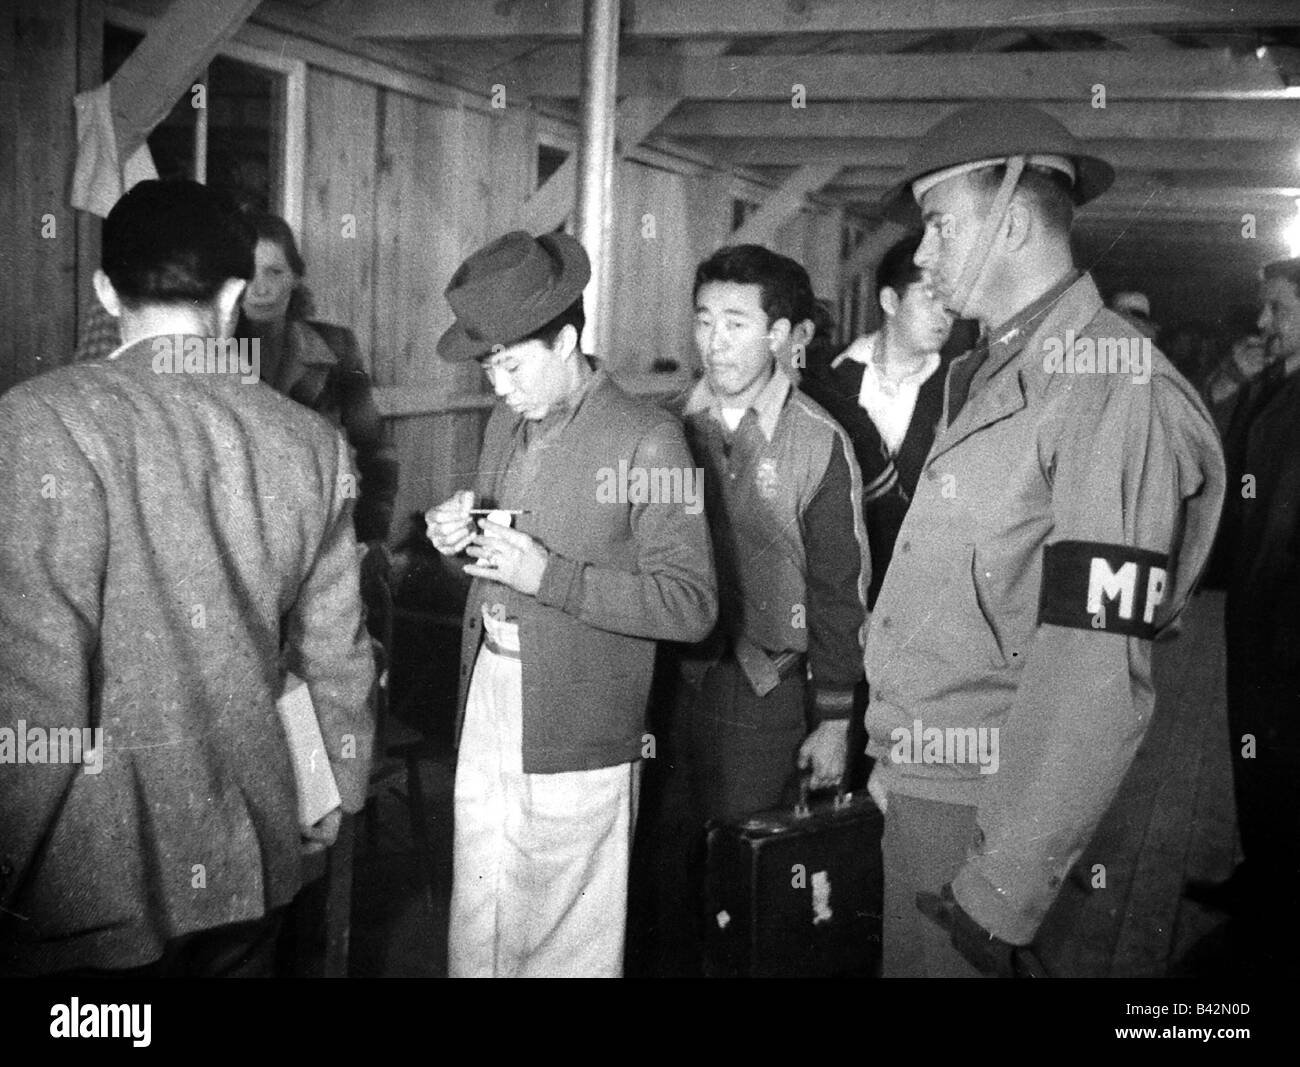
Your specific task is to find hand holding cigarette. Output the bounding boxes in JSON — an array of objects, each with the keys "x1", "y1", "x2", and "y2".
[{"x1": 424, "y1": 489, "x2": 477, "y2": 556}]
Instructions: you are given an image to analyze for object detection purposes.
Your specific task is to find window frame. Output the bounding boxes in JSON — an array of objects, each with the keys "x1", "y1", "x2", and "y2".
[{"x1": 104, "y1": 6, "x2": 307, "y2": 234}]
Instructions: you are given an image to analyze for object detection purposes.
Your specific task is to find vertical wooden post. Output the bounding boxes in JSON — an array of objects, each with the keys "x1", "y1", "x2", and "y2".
[
  {"x1": 75, "y1": 0, "x2": 106, "y2": 359},
  {"x1": 573, "y1": 0, "x2": 619, "y2": 360}
]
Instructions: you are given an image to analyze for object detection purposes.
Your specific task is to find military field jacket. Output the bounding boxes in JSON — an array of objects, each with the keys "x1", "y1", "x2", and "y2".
[{"x1": 865, "y1": 272, "x2": 1226, "y2": 943}]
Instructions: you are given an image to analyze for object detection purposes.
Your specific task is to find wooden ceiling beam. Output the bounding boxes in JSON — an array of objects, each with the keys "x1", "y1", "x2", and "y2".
[
  {"x1": 661, "y1": 99, "x2": 1300, "y2": 141},
  {"x1": 825, "y1": 166, "x2": 1300, "y2": 190},
  {"x1": 840, "y1": 197, "x2": 1298, "y2": 223},
  {"x1": 1078, "y1": 223, "x2": 1287, "y2": 238},
  {"x1": 685, "y1": 137, "x2": 1300, "y2": 170},
  {"x1": 516, "y1": 40, "x2": 729, "y2": 234},
  {"x1": 518, "y1": 49, "x2": 1296, "y2": 100},
  {"x1": 730, "y1": 164, "x2": 843, "y2": 245},
  {"x1": 352, "y1": 0, "x2": 1300, "y2": 40},
  {"x1": 109, "y1": 0, "x2": 260, "y2": 158},
  {"x1": 830, "y1": 178, "x2": 1300, "y2": 203}
]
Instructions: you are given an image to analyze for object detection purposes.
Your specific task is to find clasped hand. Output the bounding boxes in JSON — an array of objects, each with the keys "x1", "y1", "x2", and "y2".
[{"x1": 424, "y1": 491, "x2": 549, "y2": 596}]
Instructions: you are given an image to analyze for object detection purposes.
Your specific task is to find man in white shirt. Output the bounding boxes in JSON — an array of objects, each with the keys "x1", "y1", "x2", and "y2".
[
  {"x1": 835, "y1": 235, "x2": 953, "y2": 455},
  {"x1": 806, "y1": 234, "x2": 955, "y2": 608}
]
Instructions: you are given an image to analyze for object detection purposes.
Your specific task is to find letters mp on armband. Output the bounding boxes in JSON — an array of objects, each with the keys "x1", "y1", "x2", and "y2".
[{"x1": 1038, "y1": 540, "x2": 1169, "y2": 639}]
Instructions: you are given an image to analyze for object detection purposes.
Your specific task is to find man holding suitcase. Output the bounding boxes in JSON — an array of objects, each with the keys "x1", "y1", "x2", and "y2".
[
  {"x1": 638, "y1": 246, "x2": 870, "y2": 976},
  {"x1": 676, "y1": 244, "x2": 870, "y2": 824},
  {"x1": 866, "y1": 103, "x2": 1225, "y2": 977}
]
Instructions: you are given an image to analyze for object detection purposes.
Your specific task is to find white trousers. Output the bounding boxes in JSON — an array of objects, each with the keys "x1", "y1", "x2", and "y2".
[{"x1": 448, "y1": 630, "x2": 638, "y2": 978}]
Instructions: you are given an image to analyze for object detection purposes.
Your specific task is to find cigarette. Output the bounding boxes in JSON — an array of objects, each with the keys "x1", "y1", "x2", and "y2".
[{"x1": 467, "y1": 509, "x2": 532, "y2": 515}]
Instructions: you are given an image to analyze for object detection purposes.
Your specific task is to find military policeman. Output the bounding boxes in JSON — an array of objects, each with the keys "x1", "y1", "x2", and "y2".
[{"x1": 866, "y1": 103, "x2": 1226, "y2": 977}]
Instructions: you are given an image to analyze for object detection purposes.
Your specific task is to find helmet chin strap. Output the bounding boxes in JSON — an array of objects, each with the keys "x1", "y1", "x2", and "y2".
[{"x1": 946, "y1": 154, "x2": 1027, "y2": 320}]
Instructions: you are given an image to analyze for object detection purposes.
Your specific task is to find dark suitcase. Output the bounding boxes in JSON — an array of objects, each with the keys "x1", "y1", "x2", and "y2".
[{"x1": 703, "y1": 783, "x2": 884, "y2": 978}]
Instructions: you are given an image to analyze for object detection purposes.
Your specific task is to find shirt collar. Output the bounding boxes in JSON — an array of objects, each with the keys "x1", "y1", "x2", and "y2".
[
  {"x1": 832, "y1": 332, "x2": 877, "y2": 369},
  {"x1": 105, "y1": 332, "x2": 178, "y2": 363},
  {"x1": 865, "y1": 345, "x2": 941, "y2": 389},
  {"x1": 515, "y1": 365, "x2": 603, "y2": 444},
  {"x1": 685, "y1": 365, "x2": 792, "y2": 442}
]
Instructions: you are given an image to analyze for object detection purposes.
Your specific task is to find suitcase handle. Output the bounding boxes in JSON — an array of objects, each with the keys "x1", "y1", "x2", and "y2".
[{"x1": 794, "y1": 770, "x2": 851, "y2": 818}]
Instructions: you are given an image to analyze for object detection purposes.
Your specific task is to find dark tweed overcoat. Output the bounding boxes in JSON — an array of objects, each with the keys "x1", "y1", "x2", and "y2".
[{"x1": 0, "y1": 336, "x2": 375, "y2": 974}]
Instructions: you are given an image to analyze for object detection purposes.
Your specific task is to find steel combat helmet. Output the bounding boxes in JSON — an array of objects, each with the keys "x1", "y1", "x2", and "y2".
[{"x1": 880, "y1": 102, "x2": 1115, "y2": 220}]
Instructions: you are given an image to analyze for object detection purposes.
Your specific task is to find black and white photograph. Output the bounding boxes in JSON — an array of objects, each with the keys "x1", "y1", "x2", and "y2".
[{"x1": 0, "y1": 0, "x2": 1297, "y2": 1041}]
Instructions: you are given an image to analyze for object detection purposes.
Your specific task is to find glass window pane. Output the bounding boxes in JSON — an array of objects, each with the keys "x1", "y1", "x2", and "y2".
[
  {"x1": 102, "y1": 23, "x2": 283, "y2": 215},
  {"x1": 206, "y1": 55, "x2": 277, "y2": 215}
]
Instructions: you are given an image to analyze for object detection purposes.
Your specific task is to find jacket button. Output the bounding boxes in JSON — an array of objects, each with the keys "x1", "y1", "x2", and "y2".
[
  {"x1": 899, "y1": 541, "x2": 911, "y2": 554},
  {"x1": 1048, "y1": 874, "x2": 1062, "y2": 890},
  {"x1": 460, "y1": 665, "x2": 469, "y2": 676},
  {"x1": 880, "y1": 616, "x2": 892, "y2": 629},
  {"x1": 926, "y1": 468, "x2": 938, "y2": 481}
]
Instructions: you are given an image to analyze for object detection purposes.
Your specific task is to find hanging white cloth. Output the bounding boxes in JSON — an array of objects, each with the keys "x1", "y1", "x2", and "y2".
[{"x1": 71, "y1": 82, "x2": 158, "y2": 219}]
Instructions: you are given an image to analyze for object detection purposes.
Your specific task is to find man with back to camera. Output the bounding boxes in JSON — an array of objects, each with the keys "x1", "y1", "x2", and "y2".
[
  {"x1": 866, "y1": 103, "x2": 1225, "y2": 977},
  {"x1": 0, "y1": 180, "x2": 375, "y2": 977},
  {"x1": 423, "y1": 230, "x2": 716, "y2": 978}
]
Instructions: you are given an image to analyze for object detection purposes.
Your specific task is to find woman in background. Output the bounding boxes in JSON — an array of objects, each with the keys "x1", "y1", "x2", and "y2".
[{"x1": 240, "y1": 214, "x2": 399, "y2": 559}]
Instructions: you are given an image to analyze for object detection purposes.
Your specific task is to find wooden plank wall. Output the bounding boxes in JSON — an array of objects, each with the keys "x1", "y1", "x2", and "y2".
[
  {"x1": 0, "y1": 0, "x2": 81, "y2": 396},
  {"x1": 609, "y1": 158, "x2": 699, "y2": 375},
  {"x1": 299, "y1": 69, "x2": 539, "y2": 540},
  {"x1": 0, "y1": 5, "x2": 850, "y2": 538},
  {"x1": 298, "y1": 64, "x2": 847, "y2": 540},
  {"x1": 776, "y1": 205, "x2": 842, "y2": 303}
]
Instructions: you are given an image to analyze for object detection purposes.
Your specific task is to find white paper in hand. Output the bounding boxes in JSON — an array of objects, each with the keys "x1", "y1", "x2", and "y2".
[{"x1": 277, "y1": 672, "x2": 342, "y2": 829}]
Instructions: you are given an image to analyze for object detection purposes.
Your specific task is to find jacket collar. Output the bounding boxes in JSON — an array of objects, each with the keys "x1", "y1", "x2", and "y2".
[
  {"x1": 980, "y1": 268, "x2": 1082, "y2": 384},
  {"x1": 928, "y1": 272, "x2": 1100, "y2": 463},
  {"x1": 504, "y1": 365, "x2": 607, "y2": 444},
  {"x1": 480, "y1": 368, "x2": 610, "y2": 505},
  {"x1": 685, "y1": 365, "x2": 792, "y2": 442},
  {"x1": 106, "y1": 334, "x2": 166, "y2": 365},
  {"x1": 106, "y1": 333, "x2": 255, "y2": 383},
  {"x1": 287, "y1": 319, "x2": 339, "y2": 369}
]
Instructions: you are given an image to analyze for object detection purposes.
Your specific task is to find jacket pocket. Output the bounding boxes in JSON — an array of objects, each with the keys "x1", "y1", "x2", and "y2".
[{"x1": 965, "y1": 544, "x2": 1012, "y2": 670}]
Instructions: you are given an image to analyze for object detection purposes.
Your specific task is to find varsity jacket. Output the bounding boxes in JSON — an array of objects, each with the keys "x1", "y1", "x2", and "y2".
[
  {"x1": 680, "y1": 368, "x2": 870, "y2": 721},
  {"x1": 802, "y1": 333, "x2": 951, "y2": 608}
]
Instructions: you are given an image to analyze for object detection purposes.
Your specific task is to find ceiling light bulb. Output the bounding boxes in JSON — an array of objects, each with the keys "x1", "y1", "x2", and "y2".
[{"x1": 1285, "y1": 206, "x2": 1300, "y2": 258}]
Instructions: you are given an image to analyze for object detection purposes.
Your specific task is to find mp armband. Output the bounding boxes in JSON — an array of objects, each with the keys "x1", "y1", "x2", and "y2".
[{"x1": 1038, "y1": 540, "x2": 1169, "y2": 639}]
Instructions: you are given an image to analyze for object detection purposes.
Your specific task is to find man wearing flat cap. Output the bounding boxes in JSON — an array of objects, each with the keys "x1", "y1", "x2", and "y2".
[
  {"x1": 424, "y1": 231, "x2": 717, "y2": 978},
  {"x1": 865, "y1": 103, "x2": 1226, "y2": 976}
]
